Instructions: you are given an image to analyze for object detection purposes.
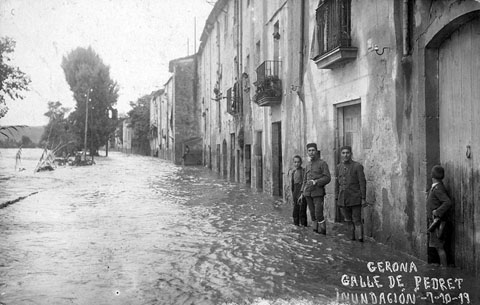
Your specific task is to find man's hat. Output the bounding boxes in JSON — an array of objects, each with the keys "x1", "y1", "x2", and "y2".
[{"x1": 306, "y1": 143, "x2": 317, "y2": 150}]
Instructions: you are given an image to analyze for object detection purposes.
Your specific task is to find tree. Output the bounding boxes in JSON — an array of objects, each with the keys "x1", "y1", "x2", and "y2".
[
  {"x1": 0, "y1": 37, "x2": 31, "y2": 118},
  {"x1": 128, "y1": 95, "x2": 151, "y2": 155},
  {"x1": 21, "y1": 135, "x2": 35, "y2": 148},
  {"x1": 61, "y1": 46, "x2": 118, "y2": 156},
  {"x1": 41, "y1": 101, "x2": 77, "y2": 155}
]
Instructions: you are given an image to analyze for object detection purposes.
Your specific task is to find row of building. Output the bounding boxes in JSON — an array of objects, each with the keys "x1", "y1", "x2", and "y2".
[{"x1": 137, "y1": 0, "x2": 480, "y2": 275}]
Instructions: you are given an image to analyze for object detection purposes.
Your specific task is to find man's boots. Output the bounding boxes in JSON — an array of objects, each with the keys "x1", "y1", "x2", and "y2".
[
  {"x1": 300, "y1": 216, "x2": 307, "y2": 227},
  {"x1": 312, "y1": 221, "x2": 318, "y2": 233},
  {"x1": 355, "y1": 223, "x2": 364, "y2": 242},
  {"x1": 293, "y1": 217, "x2": 299, "y2": 226},
  {"x1": 318, "y1": 220, "x2": 326, "y2": 235}
]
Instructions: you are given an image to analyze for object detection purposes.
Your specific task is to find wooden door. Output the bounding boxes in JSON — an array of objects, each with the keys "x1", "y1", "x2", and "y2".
[
  {"x1": 438, "y1": 17, "x2": 480, "y2": 272},
  {"x1": 272, "y1": 122, "x2": 283, "y2": 196}
]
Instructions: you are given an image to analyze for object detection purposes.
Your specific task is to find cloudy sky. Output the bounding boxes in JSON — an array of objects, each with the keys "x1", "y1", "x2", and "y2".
[{"x1": 0, "y1": 0, "x2": 214, "y2": 126}]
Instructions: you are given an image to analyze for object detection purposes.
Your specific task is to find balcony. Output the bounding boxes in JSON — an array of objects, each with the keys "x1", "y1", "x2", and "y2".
[
  {"x1": 311, "y1": 0, "x2": 357, "y2": 69},
  {"x1": 253, "y1": 60, "x2": 282, "y2": 107}
]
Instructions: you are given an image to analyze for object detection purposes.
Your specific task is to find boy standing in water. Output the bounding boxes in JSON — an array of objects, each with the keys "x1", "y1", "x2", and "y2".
[
  {"x1": 427, "y1": 165, "x2": 452, "y2": 267},
  {"x1": 290, "y1": 155, "x2": 307, "y2": 226}
]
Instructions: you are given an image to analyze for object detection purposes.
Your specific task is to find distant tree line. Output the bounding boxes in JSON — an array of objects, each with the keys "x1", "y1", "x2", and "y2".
[{"x1": 0, "y1": 135, "x2": 38, "y2": 148}]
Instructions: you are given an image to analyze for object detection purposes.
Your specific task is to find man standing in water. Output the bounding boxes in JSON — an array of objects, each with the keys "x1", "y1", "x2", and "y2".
[
  {"x1": 335, "y1": 146, "x2": 367, "y2": 242},
  {"x1": 299, "y1": 143, "x2": 331, "y2": 234}
]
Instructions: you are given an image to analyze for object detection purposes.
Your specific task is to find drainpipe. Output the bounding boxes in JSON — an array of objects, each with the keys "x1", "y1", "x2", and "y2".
[
  {"x1": 297, "y1": 0, "x2": 307, "y2": 145},
  {"x1": 402, "y1": 0, "x2": 409, "y2": 56}
]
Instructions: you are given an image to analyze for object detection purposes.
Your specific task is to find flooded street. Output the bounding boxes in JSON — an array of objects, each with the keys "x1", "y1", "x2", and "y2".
[{"x1": 0, "y1": 149, "x2": 478, "y2": 305}]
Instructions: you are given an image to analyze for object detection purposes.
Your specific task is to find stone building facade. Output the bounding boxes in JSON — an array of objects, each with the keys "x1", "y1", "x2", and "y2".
[
  {"x1": 153, "y1": 55, "x2": 202, "y2": 165},
  {"x1": 196, "y1": 0, "x2": 480, "y2": 275}
]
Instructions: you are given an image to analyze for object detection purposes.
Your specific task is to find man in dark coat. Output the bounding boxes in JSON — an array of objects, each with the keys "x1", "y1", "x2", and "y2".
[
  {"x1": 299, "y1": 143, "x2": 331, "y2": 234},
  {"x1": 335, "y1": 146, "x2": 367, "y2": 242},
  {"x1": 427, "y1": 165, "x2": 452, "y2": 267}
]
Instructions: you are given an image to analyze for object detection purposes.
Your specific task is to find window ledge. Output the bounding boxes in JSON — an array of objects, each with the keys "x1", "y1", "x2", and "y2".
[{"x1": 313, "y1": 46, "x2": 358, "y2": 69}]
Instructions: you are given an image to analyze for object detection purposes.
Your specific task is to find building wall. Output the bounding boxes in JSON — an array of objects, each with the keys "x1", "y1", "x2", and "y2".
[
  {"x1": 198, "y1": 0, "x2": 241, "y2": 178},
  {"x1": 172, "y1": 56, "x2": 202, "y2": 165},
  {"x1": 299, "y1": 0, "x2": 422, "y2": 253},
  {"x1": 196, "y1": 0, "x2": 480, "y2": 273},
  {"x1": 159, "y1": 78, "x2": 174, "y2": 161},
  {"x1": 149, "y1": 92, "x2": 162, "y2": 157}
]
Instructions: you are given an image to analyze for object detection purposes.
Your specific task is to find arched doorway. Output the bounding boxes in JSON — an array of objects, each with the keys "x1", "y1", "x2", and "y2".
[{"x1": 425, "y1": 12, "x2": 480, "y2": 272}]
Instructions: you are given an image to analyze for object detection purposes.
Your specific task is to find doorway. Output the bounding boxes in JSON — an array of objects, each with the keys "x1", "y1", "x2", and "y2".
[
  {"x1": 272, "y1": 122, "x2": 283, "y2": 196},
  {"x1": 255, "y1": 131, "x2": 263, "y2": 190},
  {"x1": 230, "y1": 133, "x2": 235, "y2": 181},
  {"x1": 335, "y1": 101, "x2": 362, "y2": 222},
  {"x1": 222, "y1": 140, "x2": 228, "y2": 179},
  {"x1": 245, "y1": 144, "x2": 252, "y2": 186}
]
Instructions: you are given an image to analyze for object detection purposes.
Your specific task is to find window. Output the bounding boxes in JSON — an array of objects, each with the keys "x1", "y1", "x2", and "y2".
[
  {"x1": 311, "y1": 0, "x2": 357, "y2": 69},
  {"x1": 226, "y1": 82, "x2": 241, "y2": 116}
]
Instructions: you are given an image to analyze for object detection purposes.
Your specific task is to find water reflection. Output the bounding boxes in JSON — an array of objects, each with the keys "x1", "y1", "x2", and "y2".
[{"x1": 0, "y1": 149, "x2": 478, "y2": 305}]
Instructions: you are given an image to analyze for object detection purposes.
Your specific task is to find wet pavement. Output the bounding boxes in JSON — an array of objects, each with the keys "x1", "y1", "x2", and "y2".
[{"x1": 0, "y1": 149, "x2": 479, "y2": 305}]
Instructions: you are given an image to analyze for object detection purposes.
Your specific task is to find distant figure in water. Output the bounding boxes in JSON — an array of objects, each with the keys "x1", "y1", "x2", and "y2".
[{"x1": 15, "y1": 146, "x2": 25, "y2": 171}]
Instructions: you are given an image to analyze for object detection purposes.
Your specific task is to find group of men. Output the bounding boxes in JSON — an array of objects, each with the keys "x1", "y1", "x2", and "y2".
[
  {"x1": 290, "y1": 142, "x2": 453, "y2": 267},
  {"x1": 290, "y1": 142, "x2": 367, "y2": 242}
]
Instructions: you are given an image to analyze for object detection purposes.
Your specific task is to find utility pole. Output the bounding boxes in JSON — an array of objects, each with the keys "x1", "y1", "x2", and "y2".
[{"x1": 83, "y1": 88, "x2": 92, "y2": 161}]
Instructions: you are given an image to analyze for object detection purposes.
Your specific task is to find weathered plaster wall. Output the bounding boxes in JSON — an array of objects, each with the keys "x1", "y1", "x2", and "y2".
[{"x1": 301, "y1": 0, "x2": 419, "y2": 251}]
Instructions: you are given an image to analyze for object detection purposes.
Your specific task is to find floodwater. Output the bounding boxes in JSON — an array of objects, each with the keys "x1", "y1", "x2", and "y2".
[{"x1": 0, "y1": 149, "x2": 478, "y2": 305}]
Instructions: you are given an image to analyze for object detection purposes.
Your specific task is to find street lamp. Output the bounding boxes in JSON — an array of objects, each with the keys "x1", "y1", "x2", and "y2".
[{"x1": 83, "y1": 88, "x2": 93, "y2": 161}]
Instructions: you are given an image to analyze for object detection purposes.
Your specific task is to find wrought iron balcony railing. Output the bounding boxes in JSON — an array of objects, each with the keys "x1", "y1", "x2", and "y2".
[
  {"x1": 316, "y1": 0, "x2": 352, "y2": 56},
  {"x1": 311, "y1": 0, "x2": 357, "y2": 69},
  {"x1": 253, "y1": 60, "x2": 282, "y2": 107}
]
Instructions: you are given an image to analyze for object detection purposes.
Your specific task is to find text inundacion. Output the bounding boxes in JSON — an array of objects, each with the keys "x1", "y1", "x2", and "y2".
[{"x1": 336, "y1": 261, "x2": 470, "y2": 304}]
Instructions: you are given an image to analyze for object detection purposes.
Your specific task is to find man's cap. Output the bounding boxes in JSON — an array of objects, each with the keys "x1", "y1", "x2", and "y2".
[
  {"x1": 431, "y1": 165, "x2": 445, "y2": 180},
  {"x1": 306, "y1": 143, "x2": 317, "y2": 149}
]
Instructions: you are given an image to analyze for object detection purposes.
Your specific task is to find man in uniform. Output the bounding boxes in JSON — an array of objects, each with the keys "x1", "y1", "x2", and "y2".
[
  {"x1": 299, "y1": 143, "x2": 331, "y2": 234},
  {"x1": 335, "y1": 145, "x2": 367, "y2": 242}
]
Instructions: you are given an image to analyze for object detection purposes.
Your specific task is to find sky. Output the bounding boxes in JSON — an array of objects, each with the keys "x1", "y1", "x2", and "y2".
[{"x1": 0, "y1": 0, "x2": 215, "y2": 126}]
